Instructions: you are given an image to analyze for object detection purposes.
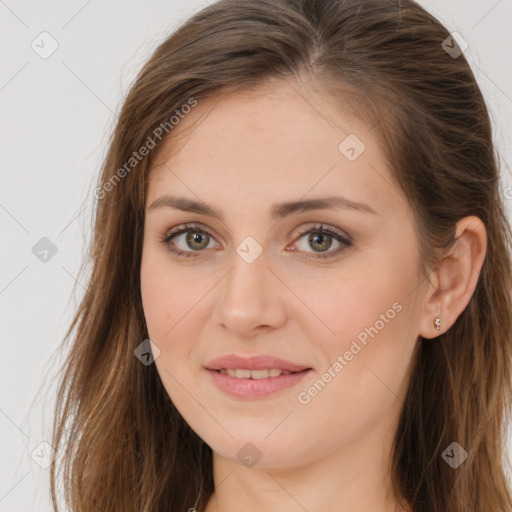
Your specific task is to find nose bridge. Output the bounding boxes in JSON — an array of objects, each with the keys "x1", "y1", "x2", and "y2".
[
  {"x1": 213, "y1": 239, "x2": 286, "y2": 333},
  {"x1": 224, "y1": 244, "x2": 269, "y2": 311}
]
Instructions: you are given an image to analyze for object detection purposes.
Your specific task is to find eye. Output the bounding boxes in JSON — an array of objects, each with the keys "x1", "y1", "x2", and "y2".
[
  {"x1": 161, "y1": 222, "x2": 353, "y2": 260},
  {"x1": 161, "y1": 223, "x2": 219, "y2": 258},
  {"x1": 290, "y1": 223, "x2": 353, "y2": 260}
]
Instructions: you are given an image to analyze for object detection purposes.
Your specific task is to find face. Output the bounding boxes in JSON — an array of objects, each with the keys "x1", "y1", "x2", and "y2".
[{"x1": 140, "y1": 80, "x2": 426, "y2": 469}]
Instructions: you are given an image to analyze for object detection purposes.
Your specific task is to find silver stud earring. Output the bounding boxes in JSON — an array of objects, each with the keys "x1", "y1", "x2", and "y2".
[{"x1": 433, "y1": 317, "x2": 441, "y2": 331}]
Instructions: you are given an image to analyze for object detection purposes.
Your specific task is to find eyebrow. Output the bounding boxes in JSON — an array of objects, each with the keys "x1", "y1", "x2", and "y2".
[{"x1": 148, "y1": 194, "x2": 378, "y2": 220}]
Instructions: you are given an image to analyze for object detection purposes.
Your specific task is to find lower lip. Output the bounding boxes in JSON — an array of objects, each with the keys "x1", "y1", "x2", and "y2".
[{"x1": 206, "y1": 369, "x2": 313, "y2": 399}]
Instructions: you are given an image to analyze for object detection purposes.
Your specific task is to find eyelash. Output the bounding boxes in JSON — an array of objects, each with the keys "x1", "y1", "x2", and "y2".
[{"x1": 161, "y1": 223, "x2": 353, "y2": 260}]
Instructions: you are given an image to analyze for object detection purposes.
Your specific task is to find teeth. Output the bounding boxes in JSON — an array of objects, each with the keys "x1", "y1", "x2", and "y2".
[{"x1": 219, "y1": 368, "x2": 294, "y2": 379}]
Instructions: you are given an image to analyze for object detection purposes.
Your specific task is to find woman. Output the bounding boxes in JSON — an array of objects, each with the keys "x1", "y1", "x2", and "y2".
[{"x1": 50, "y1": 0, "x2": 512, "y2": 511}]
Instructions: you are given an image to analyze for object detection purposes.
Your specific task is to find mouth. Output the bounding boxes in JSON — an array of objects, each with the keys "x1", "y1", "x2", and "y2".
[
  {"x1": 206, "y1": 367, "x2": 313, "y2": 399},
  {"x1": 204, "y1": 354, "x2": 313, "y2": 399}
]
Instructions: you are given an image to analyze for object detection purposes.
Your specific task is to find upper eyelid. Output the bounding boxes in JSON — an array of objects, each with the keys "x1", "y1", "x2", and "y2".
[
  {"x1": 164, "y1": 223, "x2": 218, "y2": 242},
  {"x1": 293, "y1": 223, "x2": 352, "y2": 242}
]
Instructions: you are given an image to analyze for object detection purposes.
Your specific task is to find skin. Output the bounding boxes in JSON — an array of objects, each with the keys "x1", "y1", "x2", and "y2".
[{"x1": 140, "y1": 79, "x2": 487, "y2": 512}]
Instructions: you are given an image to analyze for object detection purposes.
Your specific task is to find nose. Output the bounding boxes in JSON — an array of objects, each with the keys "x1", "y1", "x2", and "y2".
[{"x1": 211, "y1": 246, "x2": 288, "y2": 337}]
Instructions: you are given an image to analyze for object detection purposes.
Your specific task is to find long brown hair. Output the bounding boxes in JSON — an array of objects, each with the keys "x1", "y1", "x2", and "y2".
[{"x1": 49, "y1": 1, "x2": 512, "y2": 510}]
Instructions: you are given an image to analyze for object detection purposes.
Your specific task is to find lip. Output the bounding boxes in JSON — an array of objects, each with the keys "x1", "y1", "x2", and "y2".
[
  {"x1": 204, "y1": 354, "x2": 313, "y2": 399},
  {"x1": 206, "y1": 367, "x2": 313, "y2": 399},
  {"x1": 205, "y1": 354, "x2": 311, "y2": 372}
]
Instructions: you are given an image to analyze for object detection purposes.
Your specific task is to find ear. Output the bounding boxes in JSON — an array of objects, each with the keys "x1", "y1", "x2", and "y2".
[{"x1": 419, "y1": 215, "x2": 487, "y2": 339}]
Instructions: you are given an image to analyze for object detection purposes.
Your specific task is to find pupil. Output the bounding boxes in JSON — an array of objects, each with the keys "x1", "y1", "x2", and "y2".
[
  {"x1": 310, "y1": 233, "x2": 332, "y2": 252},
  {"x1": 186, "y1": 231, "x2": 209, "y2": 250}
]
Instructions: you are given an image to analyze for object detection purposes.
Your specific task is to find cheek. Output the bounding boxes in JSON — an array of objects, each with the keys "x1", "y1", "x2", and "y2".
[
  {"x1": 140, "y1": 262, "x2": 173, "y2": 339},
  {"x1": 140, "y1": 248, "x2": 202, "y2": 340},
  {"x1": 290, "y1": 257, "x2": 408, "y2": 350},
  {"x1": 140, "y1": 249, "x2": 207, "y2": 406},
  {"x1": 294, "y1": 300, "x2": 416, "y2": 455},
  {"x1": 140, "y1": 247, "x2": 219, "y2": 398},
  {"x1": 294, "y1": 250, "x2": 419, "y2": 416}
]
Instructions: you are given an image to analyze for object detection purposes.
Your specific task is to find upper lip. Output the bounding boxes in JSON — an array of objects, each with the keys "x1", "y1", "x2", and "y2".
[{"x1": 205, "y1": 354, "x2": 312, "y2": 372}]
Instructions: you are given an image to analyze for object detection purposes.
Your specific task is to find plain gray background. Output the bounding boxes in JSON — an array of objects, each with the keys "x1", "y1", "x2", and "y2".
[{"x1": 1, "y1": 0, "x2": 511, "y2": 510}]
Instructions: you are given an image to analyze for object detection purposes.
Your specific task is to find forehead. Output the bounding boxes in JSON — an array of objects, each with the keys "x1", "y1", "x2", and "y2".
[{"x1": 147, "y1": 81, "x2": 406, "y2": 219}]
